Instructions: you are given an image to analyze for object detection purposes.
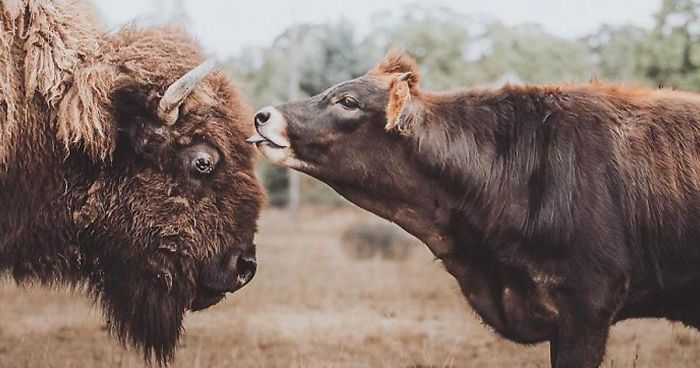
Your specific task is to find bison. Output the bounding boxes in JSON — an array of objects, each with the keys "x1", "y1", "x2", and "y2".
[
  {"x1": 0, "y1": 0, "x2": 263, "y2": 363},
  {"x1": 250, "y1": 51, "x2": 700, "y2": 367}
]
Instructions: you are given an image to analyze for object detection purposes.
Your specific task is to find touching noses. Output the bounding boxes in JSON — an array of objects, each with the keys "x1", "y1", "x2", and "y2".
[
  {"x1": 254, "y1": 109, "x2": 271, "y2": 126},
  {"x1": 247, "y1": 106, "x2": 290, "y2": 148},
  {"x1": 253, "y1": 106, "x2": 284, "y2": 130}
]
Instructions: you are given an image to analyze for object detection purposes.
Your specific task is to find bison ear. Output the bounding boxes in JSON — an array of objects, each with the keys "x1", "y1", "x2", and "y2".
[
  {"x1": 386, "y1": 73, "x2": 421, "y2": 133},
  {"x1": 57, "y1": 63, "x2": 119, "y2": 161}
]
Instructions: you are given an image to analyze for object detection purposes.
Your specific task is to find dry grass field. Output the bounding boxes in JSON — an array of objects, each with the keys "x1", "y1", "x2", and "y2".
[{"x1": 1, "y1": 206, "x2": 699, "y2": 367}]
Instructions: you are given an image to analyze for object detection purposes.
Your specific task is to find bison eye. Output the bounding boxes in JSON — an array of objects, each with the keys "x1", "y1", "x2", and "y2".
[
  {"x1": 338, "y1": 96, "x2": 360, "y2": 110},
  {"x1": 192, "y1": 153, "x2": 215, "y2": 175},
  {"x1": 182, "y1": 143, "x2": 220, "y2": 178}
]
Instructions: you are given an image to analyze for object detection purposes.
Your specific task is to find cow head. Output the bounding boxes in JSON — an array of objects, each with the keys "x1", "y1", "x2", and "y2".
[
  {"x1": 8, "y1": 29, "x2": 264, "y2": 364},
  {"x1": 249, "y1": 52, "x2": 433, "y2": 210},
  {"x1": 249, "y1": 51, "x2": 457, "y2": 257}
]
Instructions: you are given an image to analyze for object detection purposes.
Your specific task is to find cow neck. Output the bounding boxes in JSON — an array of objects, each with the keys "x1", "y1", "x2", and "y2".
[
  {"x1": 404, "y1": 91, "x2": 499, "y2": 231},
  {"x1": 333, "y1": 164, "x2": 457, "y2": 260}
]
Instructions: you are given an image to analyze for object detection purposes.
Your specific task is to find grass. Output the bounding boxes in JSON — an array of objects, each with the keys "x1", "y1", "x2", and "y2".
[{"x1": 1, "y1": 206, "x2": 699, "y2": 367}]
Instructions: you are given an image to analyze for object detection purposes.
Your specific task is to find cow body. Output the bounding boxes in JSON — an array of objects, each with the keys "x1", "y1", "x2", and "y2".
[
  {"x1": 251, "y1": 52, "x2": 700, "y2": 367},
  {"x1": 398, "y1": 83, "x2": 700, "y2": 338}
]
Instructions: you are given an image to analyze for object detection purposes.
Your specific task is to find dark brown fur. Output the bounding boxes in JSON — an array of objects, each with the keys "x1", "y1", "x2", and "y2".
[
  {"x1": 256, "y1": 51, "x2": 700, "y2": 367},
  {"x1": 1, "y1": 0, "x2": 263, "y2": 364}
]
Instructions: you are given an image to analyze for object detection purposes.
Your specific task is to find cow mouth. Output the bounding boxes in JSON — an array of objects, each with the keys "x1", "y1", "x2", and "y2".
[
  {"x1": 246, "y1": 132, "x2": 289, "y2": 149},
  {"x1": 247, "y1": 131, "x2": 309, "y2": 170}
]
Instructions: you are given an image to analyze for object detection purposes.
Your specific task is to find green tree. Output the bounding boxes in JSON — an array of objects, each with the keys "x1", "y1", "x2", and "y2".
[
  {"x1": 644, "y1": 0, "x2": 700, "y2": 89},
  {"x1": 365, "y1": 6, "x2": 477, "y2": 89},
  {"x1": 471, "y1": 23, "x2": 594, "y2": 85},
  {"x1": 590, "y1": 25, "x2": 652, "y2": 83},
  {"x1": 364, "y1": 6, "x2": 593, "y2": 88}
]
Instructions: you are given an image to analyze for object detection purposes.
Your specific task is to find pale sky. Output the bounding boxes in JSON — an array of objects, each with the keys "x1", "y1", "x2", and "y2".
[{"x1": 92, "y1": 0, "x2": 661, "y2": 58}]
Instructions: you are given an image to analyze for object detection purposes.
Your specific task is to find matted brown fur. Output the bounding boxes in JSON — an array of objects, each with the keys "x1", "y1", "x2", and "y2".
[{"x1": 1, "y1": 0, "x2": 263, "y2": 364}]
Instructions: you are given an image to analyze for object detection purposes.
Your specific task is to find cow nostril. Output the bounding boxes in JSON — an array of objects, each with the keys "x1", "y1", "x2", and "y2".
[{"x1": 255, "y1": 110, "x2": 271, "y2": 126}]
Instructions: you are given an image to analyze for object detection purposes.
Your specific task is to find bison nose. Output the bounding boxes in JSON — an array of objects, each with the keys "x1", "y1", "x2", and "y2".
[
  {"x1": 254, "y1": 108, "x2": 272, "y2": 126},
  {"x1": 233, "y1": 249, "x2": 257, "y2": 288},
  {"x1": 200, "y1": 246, "x2": 257, "y2": 294}
]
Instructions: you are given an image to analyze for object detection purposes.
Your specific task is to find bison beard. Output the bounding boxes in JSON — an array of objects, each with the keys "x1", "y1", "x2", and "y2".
[
  {"x1": 69, "y1": 175, "x2": 198, "y2": 363},
  {"x1": 90, "y1": 251, "x2": 195, "y2": 363},
  {"x1": 1, "y1": 0, "x2": 263, "y2": 364}
]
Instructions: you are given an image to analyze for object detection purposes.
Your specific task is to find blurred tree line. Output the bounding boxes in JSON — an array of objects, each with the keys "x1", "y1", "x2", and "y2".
[{"x1": 223, "y1": 0, "x2": 700, "y2": 208}]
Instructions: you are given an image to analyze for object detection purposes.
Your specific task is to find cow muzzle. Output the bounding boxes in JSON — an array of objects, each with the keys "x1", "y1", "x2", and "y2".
[
  {"x1": 247, "y1": 106, "x2": 296, "y2": 165},
  {"x1": 191, "y1": 246, "x2": 257, "y2": 311}
]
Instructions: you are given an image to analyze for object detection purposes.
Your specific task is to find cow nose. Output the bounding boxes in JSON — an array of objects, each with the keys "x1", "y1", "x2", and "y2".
[
  {"x1": 248, "y1": 106, "x2": 291, "y2": 150},
  {"x1": 255, "y1": 109, "x2": 272, "y2": 126}
]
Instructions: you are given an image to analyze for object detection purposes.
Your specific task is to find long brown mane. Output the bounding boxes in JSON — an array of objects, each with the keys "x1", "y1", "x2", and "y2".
[
  {"x1": 1, "y1": 0, "x2": 102, "y2": 164},
  {"x1": 0, "y1": 0, "x2": 221, "y2": 167}
]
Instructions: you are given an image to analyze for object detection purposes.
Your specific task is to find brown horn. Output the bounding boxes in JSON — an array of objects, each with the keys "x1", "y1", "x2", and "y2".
[{"x1": 158, "y1": 59, "x2": 219, "y2": 125}]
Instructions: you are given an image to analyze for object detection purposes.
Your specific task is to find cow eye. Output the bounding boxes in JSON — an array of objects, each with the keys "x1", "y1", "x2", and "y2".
[
  {"x1": 191, "y1": 153, "x2": 215, "y2": 175},
  {"x1": 338, "y1": 96, "x2": 360, "y2": 110}
]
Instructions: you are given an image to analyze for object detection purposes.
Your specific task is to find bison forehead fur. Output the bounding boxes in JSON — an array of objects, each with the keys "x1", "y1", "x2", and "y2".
[{"x1": 0, "y1": 0, "x2": 264, "y2": 364}]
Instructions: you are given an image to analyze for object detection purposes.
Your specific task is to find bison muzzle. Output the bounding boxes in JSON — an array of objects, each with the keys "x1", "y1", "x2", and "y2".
[{"x1": 1, "y1": 0, "x2": 264, "y2": 364}]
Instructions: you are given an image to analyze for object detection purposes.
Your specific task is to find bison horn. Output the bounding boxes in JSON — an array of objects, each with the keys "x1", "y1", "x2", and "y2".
[{"x1": 158, "y1": 59, "x2": 219, "y2": 125}]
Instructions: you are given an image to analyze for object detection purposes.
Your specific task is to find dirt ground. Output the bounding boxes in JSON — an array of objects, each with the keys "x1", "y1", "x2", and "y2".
[{"x1": 1, "y1": 206, "x2": 699, "y2": 367}]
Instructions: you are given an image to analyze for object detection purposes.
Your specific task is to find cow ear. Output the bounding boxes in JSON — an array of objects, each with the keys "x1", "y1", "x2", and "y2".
[
  {"x1": 57, "y1": 63, "x2": 119, "y2": 161},
  {"x1": 386, "y1": 73, "x2": 420, "y2": 133}
]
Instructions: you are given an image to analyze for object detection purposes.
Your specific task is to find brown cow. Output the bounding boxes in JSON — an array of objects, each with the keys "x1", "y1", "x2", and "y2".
[
  {"x1": 1, "y1": 0, "x2": 263, "y2": 364},
  {"x1": 250, "y1": 51, "x2": 700, "y2": 367}
]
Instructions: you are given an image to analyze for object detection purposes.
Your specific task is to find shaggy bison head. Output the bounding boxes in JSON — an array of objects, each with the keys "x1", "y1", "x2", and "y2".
[
  {"x1": 78, "y1": 63, "x2": 262, "y2": 362},
  {"x1": 2, "y1": 28, "x2": 263, "y2": 363}
]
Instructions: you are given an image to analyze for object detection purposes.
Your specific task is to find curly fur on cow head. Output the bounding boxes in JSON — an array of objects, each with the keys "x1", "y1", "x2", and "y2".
[
  {"x1": 371, "y1": 52, "x2": 423, "y2": 133},
  {"x1": 371, "y1": 50, "x2": 421, "y2": 87},
  {"x1": 1, "y1": 2, "x2": 264, "y2": 365}
]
